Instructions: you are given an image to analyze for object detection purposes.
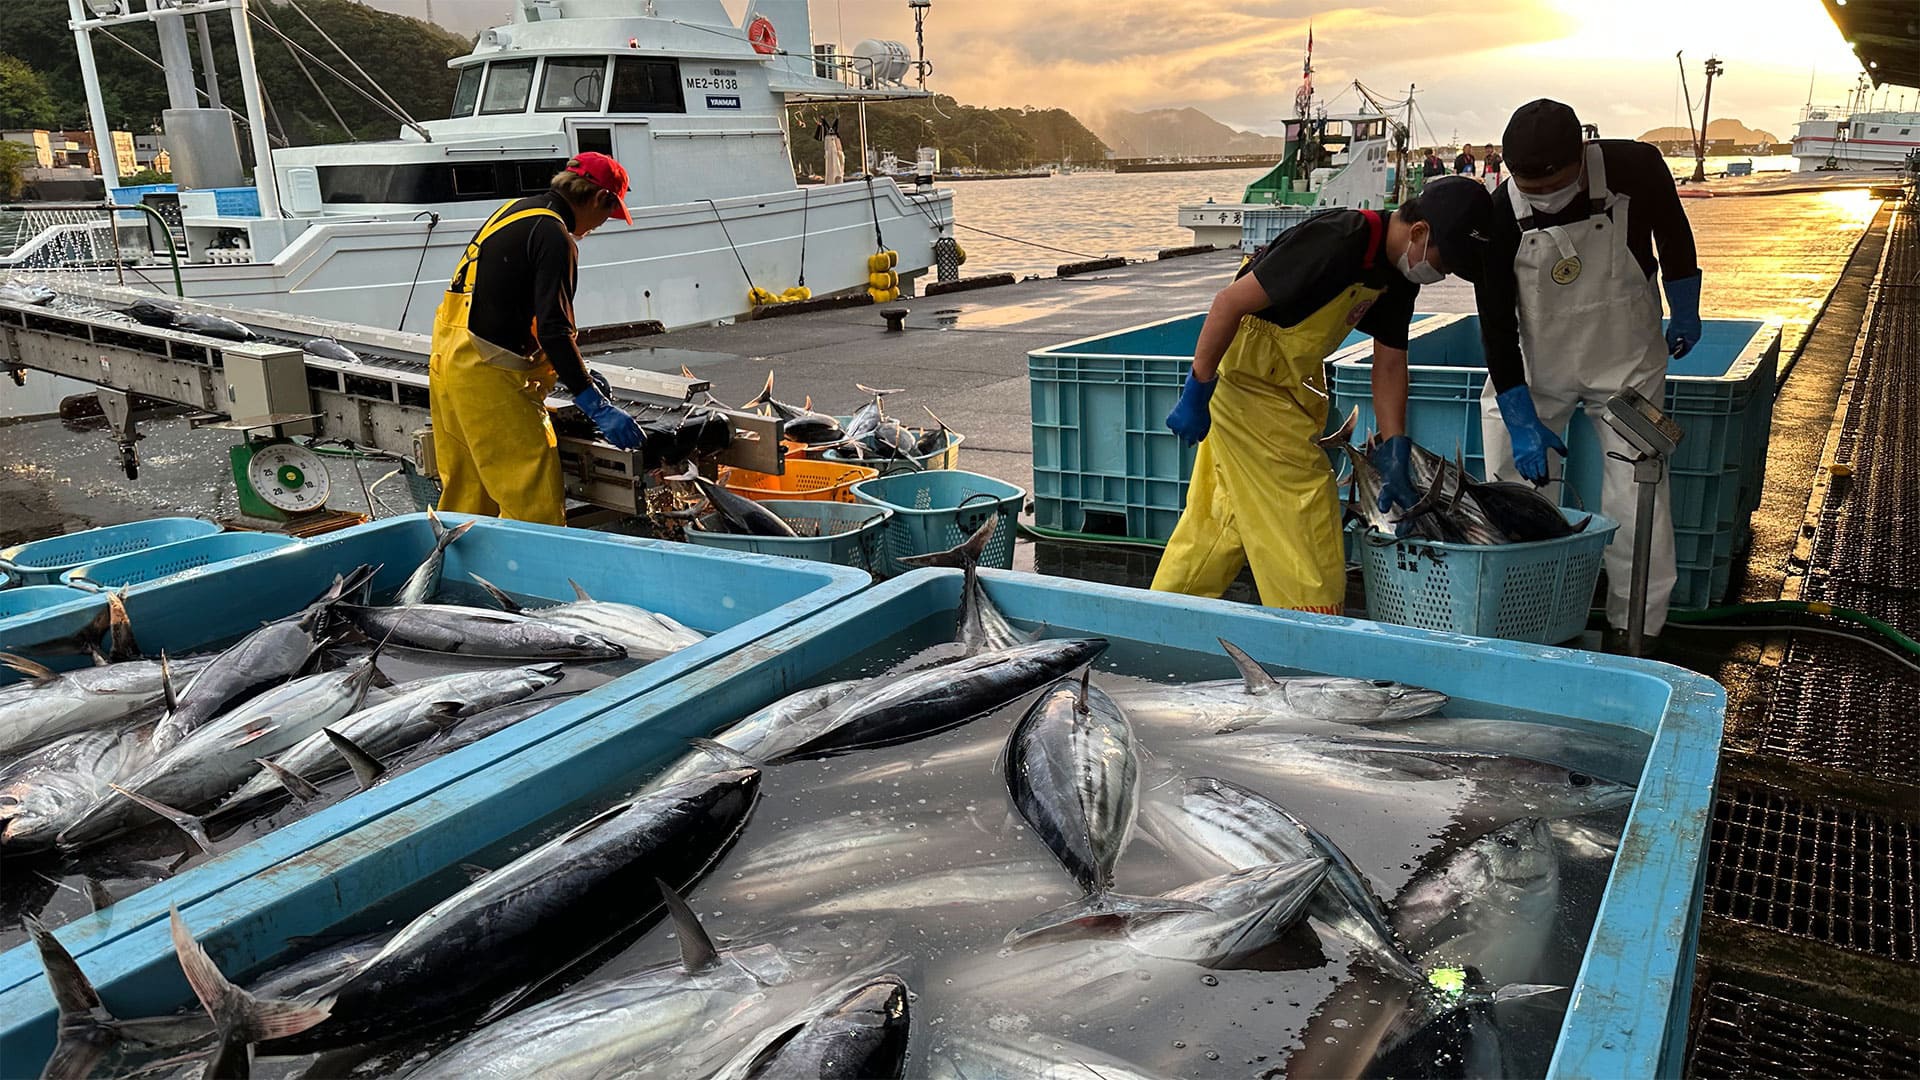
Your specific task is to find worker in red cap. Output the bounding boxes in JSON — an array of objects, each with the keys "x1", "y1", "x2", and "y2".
[{"x1": 427, "y1": 151, "x2": 638, "y2": 525}]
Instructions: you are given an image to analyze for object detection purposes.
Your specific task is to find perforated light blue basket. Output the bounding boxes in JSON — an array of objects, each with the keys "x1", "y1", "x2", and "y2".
[
  {"x1": 851, "y1": 471, "x2": 1024, "y2": 577},
  {"x1": 62, "y1": 532, "x2": 300, "y2": 592},
  {"x1": 0, "y1": 518, "x2": 221, "y2": 586},
  {"x1": 1360, "y1": 511, "x2": 1618, "y2": 644},
  {"x1": 683, "y1": 500, "x2": 893, "y2": 576}
]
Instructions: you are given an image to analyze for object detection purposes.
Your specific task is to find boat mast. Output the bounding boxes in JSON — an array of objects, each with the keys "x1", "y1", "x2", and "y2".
[{"x1": 1693, "y1": 56, "x2": 1723, "y2": 183}]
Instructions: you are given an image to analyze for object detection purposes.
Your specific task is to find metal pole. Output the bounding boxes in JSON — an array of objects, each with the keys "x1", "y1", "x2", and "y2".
[
  {"x1": 1626, "y1": 455, "x2": 1662, "y2": 656},
  {"x1": 228, "y1": 0, "x2": 282, "y2": 218},
  {"x1": 195, "y1": 13, "x2": 223, "y2": 109},
  {"x1": 154, "y1": 6, "x2": 201, "y2": 111},
  {"x1": 68, "y1": 0, "x2": 123, "y2": 191}
]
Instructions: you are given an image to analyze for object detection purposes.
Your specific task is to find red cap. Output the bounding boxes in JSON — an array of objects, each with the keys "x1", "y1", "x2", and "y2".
[{"x1": 566, "y1": 152, "x2": 631, "y2": 224}]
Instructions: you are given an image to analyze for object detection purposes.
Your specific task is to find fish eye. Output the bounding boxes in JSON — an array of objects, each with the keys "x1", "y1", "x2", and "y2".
[
  {"x1": 1569, "y1": 772, "x2": 1593, "y2": 787},
  {"x1": 1496, "y1": 833, "x2": 1519, "y2": 848}
]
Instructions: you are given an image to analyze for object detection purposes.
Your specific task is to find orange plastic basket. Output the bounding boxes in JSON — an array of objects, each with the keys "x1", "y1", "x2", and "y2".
[{"x1": 719, "y1": 459, "x2": 878, "y2": 503}]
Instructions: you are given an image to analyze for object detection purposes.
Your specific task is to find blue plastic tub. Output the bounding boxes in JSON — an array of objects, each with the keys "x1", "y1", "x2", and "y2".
[
  {"x1": 683, "y1": 499, "x2": 893, "y2": 575},
  {"x1": 0, "y1": 585, "x2": 97, "y2": 627},
  {"x1": 61, "y1": 532, "x2": 300, "y2": 591},
  {"x1": 0, "y1": 518, "x2": 222, "y2": 586},
  {"x1": 1360, "y1": 511, "x2": 1620, "y2": 644},
  {"x1": 852, "y1": 470, "x2": 1023, "y2": 576},
  {"x1": 1028, "y1": 313, "x2": 1449, "y2": 540},
  {"x1": 0, "y1": 513, "x2": 866, "y2": 1006},
  {"x1": 1329, "y1": 315, "x2": 1780, "y2": 609},
  {"x1": 0, "y1": 569, "x2": 1724, "y2": 1078}
]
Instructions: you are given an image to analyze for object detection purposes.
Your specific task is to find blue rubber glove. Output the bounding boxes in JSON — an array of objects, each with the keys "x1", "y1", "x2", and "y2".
[
  {"x1": 574, "y1": 383, "x2": 643, "y2": 450},
  {"x1": 1663, "y1": 272, "x2": 1703, "y2": 358},
  {"x1": 1494, "y1": 385, "x2": 1566, "y2": 484},
  {"x1": 588, "y1": 369, "x2": 613, "y2": 397},
  {"x1": 1166, "y1": 372, "x2": 1216, "y2": 446},
  {"x1": 1371, "y1": 435, "x2": 1418, "y2": 514}
]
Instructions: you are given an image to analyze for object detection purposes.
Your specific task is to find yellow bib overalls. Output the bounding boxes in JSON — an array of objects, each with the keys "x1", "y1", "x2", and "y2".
[
  {"x1": 1152, "y1": 211, "x2": 1389, "y2": 613},
  {"x1": 427, "y1": 201, "x2": 569, "y2": 525}
]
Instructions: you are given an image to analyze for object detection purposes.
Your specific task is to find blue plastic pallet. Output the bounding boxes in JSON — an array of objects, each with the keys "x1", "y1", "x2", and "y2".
[
  {"x1": 1329, "y1": 315, "x2": 1780, "y2": 609},
  {"x1": 0, "y1": 568, "x2": 1725, "y2": 1079},
  {"x1": 1028, "y1": 312, "x2": 1447, "y2": 540},
  {"x1": 0, "y1": 513, "x2": 866, "y2": 1005}
]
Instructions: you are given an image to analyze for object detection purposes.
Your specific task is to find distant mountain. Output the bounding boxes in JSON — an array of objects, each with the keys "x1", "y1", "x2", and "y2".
[
  {"x1": 1092, "y1": 107, "x2": 1288, "y2": 159},
  {"x1": 1637, "y1": 118, "x2": 1778, "y2": 146}
]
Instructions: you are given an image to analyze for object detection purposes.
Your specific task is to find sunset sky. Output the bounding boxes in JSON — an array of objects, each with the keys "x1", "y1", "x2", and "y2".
[
  {"x1": 803, "y1": 0, "x2": 1879, "y2": 144},
  {"x1": 381, "y1": 0, "x2": 1894, "y2": 144}
]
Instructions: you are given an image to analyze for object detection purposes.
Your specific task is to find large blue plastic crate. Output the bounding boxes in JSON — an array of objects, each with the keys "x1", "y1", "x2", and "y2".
[
  {"x1": 0, "y1": 518, "x2": 221, "y2": 586},
  {"x1": 1360, "y1": 511, "x2": 1619, "y2": 644},
  {"x1": 0, "y1": 569, "x2": 1725, "y2": 1079},
  {"x1": 0, "y1": 585, "x2": 94, "y2": 626},
  {"x1": 1330, "y1": 316, "x2": 1780, "y2": 609},
  {"x1": 0, "y1": 513, "x2": 866, "y2": 1004},
  {"x1": 210, "y1": 186, "x2": 261, "y2": 217},
  {"x1": 1241, "y1": 204, "x2": 1319, "y2": 252},
  {"x1": 61, "y1": 532, "x2": 300, "y2": 591},
  {"x1": 851, "y1": 470, "x2": 1023, "y2": 576},
  {"x1": 1028, "y1": 312, "x2": 1447, "y2": 540}
]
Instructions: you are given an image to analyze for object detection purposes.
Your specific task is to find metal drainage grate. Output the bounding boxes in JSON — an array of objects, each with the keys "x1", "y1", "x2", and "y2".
[
  {"x1": 1688, "y1": 981, "x2": 1920, "y2": 1078},
  {"x1": 1705, "y1": 787, "x2": 1918, "y2": 964},
  {"x1": 1742, "y1": 635, "x2": 1920, "y2": 784}
]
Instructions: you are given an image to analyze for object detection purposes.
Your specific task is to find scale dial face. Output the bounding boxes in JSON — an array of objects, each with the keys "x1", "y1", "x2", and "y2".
[{"x1": 248, "y1": 442, "x2": 331, "y2": 513}]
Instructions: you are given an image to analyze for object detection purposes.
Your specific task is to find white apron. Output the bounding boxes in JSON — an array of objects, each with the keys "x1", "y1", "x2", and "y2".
[{"x1": 1479, "y1": 143, "x2": 1677, "y2": 634}]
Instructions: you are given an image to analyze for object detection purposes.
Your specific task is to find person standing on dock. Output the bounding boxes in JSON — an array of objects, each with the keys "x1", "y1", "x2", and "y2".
[
  {"x1": 1476, "y1": 99, "x2": 1702, "y2": 647},
  {"x1": 1455, "y1": 144, "x2": 1478, "y2": 176},
  {"x1": 427, "y1": 153, "x2": 643, "y2": 525},
  {"x1": 1152, "y1": 177, "x2": 1495, "y2": 612}
]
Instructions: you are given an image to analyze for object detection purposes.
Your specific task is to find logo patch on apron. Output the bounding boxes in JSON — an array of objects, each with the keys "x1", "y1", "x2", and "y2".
[
  {"x1": 1345, "y1": 298, "x2": 1376, "y2": 326},
  {"x1": 1551, "y1": 255, "x2": 1583, "y2": 285}
]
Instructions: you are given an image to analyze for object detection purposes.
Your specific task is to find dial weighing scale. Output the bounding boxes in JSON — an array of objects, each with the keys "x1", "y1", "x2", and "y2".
[{"x1": 210, "y1": 414, "x2": 334, "y2": 522}]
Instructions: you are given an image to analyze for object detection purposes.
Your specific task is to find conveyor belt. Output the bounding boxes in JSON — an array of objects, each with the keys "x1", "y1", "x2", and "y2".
[{"x1": 1688, "y1": 981, "x2": 1920, "y2": 1078}]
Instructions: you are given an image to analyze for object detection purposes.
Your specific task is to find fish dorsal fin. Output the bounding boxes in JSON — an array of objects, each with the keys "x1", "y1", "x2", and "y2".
[
  {"x1": 561, "y1": 801, "x2": 630, "y2": 844},
  {"x1": 466, "y1": 573, "x2": 523, "y2": 613},
  {"x1": 110, "y1": 784, "x2": 212, "y2": 854},
  {"x1": 158, "y1": 651, "x2": 179, "y2": 715},
  {"x1": 688, "y1": 737, "x2": 757, "y2": 769},
  {"x1": 657, "y1": 878, "x2": 721, "y2": 973},
  {"x1": 1076, "y1": 668, "x2": 1092, "y2": 715},
  {"x1": 568, "y1": 579, "x2": 595, "y2": 602},
  {"x1": 257, "y1": 758, "x2": 321, "y2": 803},
  {"x1": 1217, "y1": 638, "x2": 1278, "y2": 695},
  {"x1": 459, "y1": 863, "x2": 493, "y2": 883},
  {"x1": 323, "y1": 728, "x2": 385, "y2": 791},
  {"x1": 84, "y1": 877, "x2": 112, "y2": 914},
  {"x1": 0, "y1": 651, "x2": 59, "y2": 685}
]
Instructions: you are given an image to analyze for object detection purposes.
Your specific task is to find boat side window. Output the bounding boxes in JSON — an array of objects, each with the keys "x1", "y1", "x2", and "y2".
[
  {"x1": 576, "y1": 128, "x2": 613, "y2": 157},
  {"x1": 480, "y1": 59, "x2": 537, "y2": 115},
  {"x1": 450, "y1": 65, "x2": 481, "y2": 118},
  {"x1": 609, "y1": 57, "x2": 685, "y2": 113},
  {"x1": 539, "y1": 57, "x2": 607, "y2": 112}
]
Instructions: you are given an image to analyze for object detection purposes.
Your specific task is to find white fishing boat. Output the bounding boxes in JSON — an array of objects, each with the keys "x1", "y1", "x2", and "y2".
[
  {"x1": 1791, "y1": 104, "x2": 1920, "y2": 171},
  {"x1": 5, "y1": 0, "x2": 954, "y2": 333},
  {"x1": 1176, "y1": 106, "x2": 1409, "y2": 251}
]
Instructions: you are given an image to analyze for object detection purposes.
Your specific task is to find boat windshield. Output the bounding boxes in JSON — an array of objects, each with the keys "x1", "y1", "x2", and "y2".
[
  {"x1": 451, "y1": 65, "x2": 481, "y2": 118},
  {"x1": 540, "y1": 57, "x2": 607, "y2": 113},
  {"x1": 481, "y1": 60, "x2": 536, "y2": 115}
]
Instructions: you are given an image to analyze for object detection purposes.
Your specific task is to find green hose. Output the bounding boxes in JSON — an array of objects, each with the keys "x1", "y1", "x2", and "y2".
[
  {"x1": 1016, "y1": 521, "x2": 1169, "y2": 551},
  {"x1": 1664, "y1": 600, "x2": 1920, "y2": 657}
]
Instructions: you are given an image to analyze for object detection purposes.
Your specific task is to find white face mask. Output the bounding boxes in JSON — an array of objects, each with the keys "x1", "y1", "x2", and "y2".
[
  {"x1": 1522, "y1": 178, "x2": 1582, "y2": 215},
  {"x1": 1396, "y1": 229, "x2": 1445, "y2": 285}
]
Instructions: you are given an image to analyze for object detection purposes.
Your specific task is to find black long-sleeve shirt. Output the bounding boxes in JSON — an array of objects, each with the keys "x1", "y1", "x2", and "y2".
[
  {"x1": 1474, "y1": 139, "x2": 1698, "y2": 392},
  {"x1": 464, "y1": 192, "x2": 592, "y2": 395},
  {"x1": 1239, "y1": 208, "x2": 1419, "y2": 348}
]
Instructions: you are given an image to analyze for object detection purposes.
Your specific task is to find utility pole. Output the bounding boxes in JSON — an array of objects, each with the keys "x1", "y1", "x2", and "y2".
[{"x1": 1692, "y1": 56, "x2": 1723, "y2": 183}]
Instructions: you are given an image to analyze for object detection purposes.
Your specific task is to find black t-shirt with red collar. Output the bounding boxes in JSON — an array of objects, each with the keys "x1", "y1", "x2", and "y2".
[{"x1": 1236, "y1": 208, "x2": 1419, "y2": 349}]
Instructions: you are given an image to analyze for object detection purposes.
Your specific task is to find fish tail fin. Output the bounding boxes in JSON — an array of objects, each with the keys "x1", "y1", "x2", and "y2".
[
  {"x1": 109, "y1": 784, "x2": 212, "y2": 854},
  {"x1": 84, "y1": 876, "x2": 112, "y2": 913},
  {"x1": 255, "y1": 758, "x2": 322, "y2": 803},
  {"x1": 29, "y1": 916, "x2": 122, "y2": 1080},
  {"x1": 427, "y1": 506, "x2": 444, "y2": 541},
  {"x1": 895, "y1": 516, "x2": 995, "y2": 571},
  {"x1": 106, "y1": 590, "x2": 140, "y2": 663},
  {"x1": 465, "y1": 572, "x2": 523, "y2": 613},
  {"x1": 1004, "y1": 891, "x2": 1212, "y2": 944},
  {"x1": 1315, "y1": 405, "x2": 1360, "y2": 449},
  {"x1": 744, "y1": 370, "x2": 776, "y2": 410},
  {"x1": 170, "y1": 907, "x2": 331, "y2": 1071},
  {"x1": 663, "y1": 460, "x2": 702, "y2": 485},
  {"x1": 855, "y1": 383, "x2": 906, "y2": 397},
  {"x1": 322, "y1": 728, "x2": 386, "y2": 791}
]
